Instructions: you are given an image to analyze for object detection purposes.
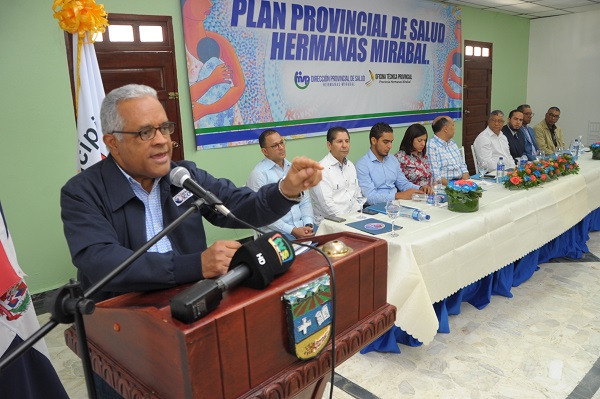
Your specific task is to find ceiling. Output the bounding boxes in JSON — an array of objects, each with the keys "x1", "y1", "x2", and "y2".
[{"x1": 436, "y1": 0, "x2": 600, "y2": 19}]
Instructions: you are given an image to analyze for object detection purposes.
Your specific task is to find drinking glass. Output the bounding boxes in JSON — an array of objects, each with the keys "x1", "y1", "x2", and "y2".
[
  {"x1": 356, "y1": 194, "x2": 367, "y2": 219},
  {"x1": 536, "y1": 149, "x2": 545, "y2": 161},
  {"x1": 385, "y1": 201, "x2": 401, "y2": 237},
  {"x1": 430, "y1": 177, "x2": 443, "y2": 207},
  {"x1": 477, "y1": 159, "x2": 487, "y2": 180}
]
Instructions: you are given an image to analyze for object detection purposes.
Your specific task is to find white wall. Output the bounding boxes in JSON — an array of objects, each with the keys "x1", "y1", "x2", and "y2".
[{"x1": 528, "y1": 10, "x2": 600, "y2": 146}]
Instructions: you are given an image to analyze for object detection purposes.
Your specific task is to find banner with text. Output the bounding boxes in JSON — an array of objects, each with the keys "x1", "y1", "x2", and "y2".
[{"x1": 182, "y1": 0, "x2": 462, "y2": 149}]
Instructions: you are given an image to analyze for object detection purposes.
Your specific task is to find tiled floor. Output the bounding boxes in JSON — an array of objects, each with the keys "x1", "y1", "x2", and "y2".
[{"x1": 40, "y1": 231, "x2": 600, "y2": 399}]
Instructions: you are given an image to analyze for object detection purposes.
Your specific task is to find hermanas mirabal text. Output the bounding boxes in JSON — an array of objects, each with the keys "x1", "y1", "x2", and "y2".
[{"x1": 231, "y1": 0, "x2": 446, "y2": 64}]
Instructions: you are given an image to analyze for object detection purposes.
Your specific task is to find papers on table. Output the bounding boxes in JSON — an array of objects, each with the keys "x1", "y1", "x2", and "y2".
[
  {"x1": 346, "y1": 218, "x2": 397, "y2": 235},
  {"x1": 292, "y1": 241, "x2": 314, "y2": 255}
]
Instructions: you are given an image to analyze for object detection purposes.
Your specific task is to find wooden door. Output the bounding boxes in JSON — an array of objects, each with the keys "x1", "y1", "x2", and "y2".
[
  {"x1": 462, "y1": 41, "x2": 493, "y2": 174},
  {"x1": 66, "y1": 14, "x2": 184, "y2": 161}
]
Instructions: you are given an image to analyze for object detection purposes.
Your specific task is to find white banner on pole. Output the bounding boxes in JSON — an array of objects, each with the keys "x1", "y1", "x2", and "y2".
[{"x1": 73, "y1": 33, "x2": 107, "y2": 172}]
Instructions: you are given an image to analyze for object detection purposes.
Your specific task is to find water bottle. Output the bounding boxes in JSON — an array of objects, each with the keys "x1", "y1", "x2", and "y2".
[
  {"x1": 571, "y1": 138, "x2": 580, "y2": 161},
  {"x1": 411, "y1": 193, "x2": 428, "y2": 202},
  {"x1": 519, "y1": 155, "x2": 528, "y2": 167},
  {"x1": 426, "y1": 193, "x2": 435, "y2": 205},
  {"x1": 399, "y1": 206, "x2": 430, "y2": 221},
  {"x1": 496, "y1": 157, "x2": 505, "y2": 183}
]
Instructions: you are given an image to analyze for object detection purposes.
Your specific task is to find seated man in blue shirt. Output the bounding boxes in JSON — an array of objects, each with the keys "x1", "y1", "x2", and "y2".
[
  {"x1": 356, "y1": 122, "x2": 430, "y2": 205},
  {"x1": 247, "y1": 129, "x2": 315, "y2": 240},
  {"x1": 517, "y1": 104, "x2": 540, "y2": 161}
]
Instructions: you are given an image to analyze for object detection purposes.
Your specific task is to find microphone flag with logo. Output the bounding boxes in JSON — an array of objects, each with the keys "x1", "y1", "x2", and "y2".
[
  {"x1": 170, "y1": 232, "x2": 295, "y2": 323},
  {"x1": 230, "y1": 232, "x2": 295, "y2": 290}
]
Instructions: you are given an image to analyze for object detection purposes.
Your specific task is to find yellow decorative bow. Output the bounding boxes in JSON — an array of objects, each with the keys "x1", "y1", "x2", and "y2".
[{"x1": 52, "y1": 0, "x2": 109, "y2": 114}]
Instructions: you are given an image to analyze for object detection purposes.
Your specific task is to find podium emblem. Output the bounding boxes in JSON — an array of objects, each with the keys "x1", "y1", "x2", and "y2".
[{"x1": 282, "y1": 274, "x2": 332, "y2": 359}]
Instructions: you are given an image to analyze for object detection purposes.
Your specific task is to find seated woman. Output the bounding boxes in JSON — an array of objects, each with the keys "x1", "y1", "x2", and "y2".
[{"x1": 394, "y1": 123, "x2": 432, "y2": 187}]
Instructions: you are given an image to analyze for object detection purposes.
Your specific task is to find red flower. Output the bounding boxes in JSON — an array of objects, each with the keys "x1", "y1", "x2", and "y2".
[
  {"x1": 525, "y1": 168, "x2": 532, "y2": 174},
  {"x1": 455, "y1": 179, "x2": 473, "y2": 186},
  {"x1": 541, "y1": 174, "x2": 547, "y2": 181},
  {"x1": 530, "y1": 175, "x2": 536, "y2": 182},
  {"x1": 510, "y1": 176, "x2": 522, "y2": 185}
]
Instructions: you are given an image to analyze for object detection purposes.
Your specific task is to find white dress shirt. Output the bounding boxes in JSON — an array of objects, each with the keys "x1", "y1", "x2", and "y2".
[
  {"x1": 473, "y1": 126, "x2": 516, "y2": 171},
  {"x1": 310, "y1": 152, "x2": 360, "y2": 225}
]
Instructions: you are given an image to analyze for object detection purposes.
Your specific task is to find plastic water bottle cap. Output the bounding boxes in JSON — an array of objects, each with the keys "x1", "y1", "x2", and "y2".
[{"x1": 425, "y1": 215, "x2": 431, "y2": 220}]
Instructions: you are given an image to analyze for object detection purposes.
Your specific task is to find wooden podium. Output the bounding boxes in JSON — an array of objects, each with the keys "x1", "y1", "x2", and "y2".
[{"x1": 65, "y1": 232, "x2": 396, "y2": 399}]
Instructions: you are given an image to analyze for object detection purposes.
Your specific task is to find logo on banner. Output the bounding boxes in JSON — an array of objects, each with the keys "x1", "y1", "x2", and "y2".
[
  {"x1": 294, "y1": 71, "x2": 310, "y2": 89},
  {"x1": 372, "y1": 72, "x2": 413, "y2": 84},
  {"x1": 283, "y1": 275, "x2": 332, "y2": 359},
  {"x1": 365, "y1": 70, "x2": 376, "y2": 87}
]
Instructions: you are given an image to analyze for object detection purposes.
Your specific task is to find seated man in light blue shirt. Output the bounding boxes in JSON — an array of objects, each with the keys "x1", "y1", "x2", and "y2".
[
  {"x1": 517, "y1": 104, "x2": 540, "y2": 161},
  {"x1": 428, "y1": 116, "x2": 470, "y2": 185},
  {"x1": 247, "y1": 129, "x2": 314, "y2": 240},
  {"x1": 356, "y1": 122, "x2": 429, "y2": 205}
]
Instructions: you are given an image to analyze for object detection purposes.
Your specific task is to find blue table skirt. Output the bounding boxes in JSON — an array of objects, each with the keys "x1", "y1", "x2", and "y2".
[{"x1": 362, "y1": 208, "x2": 600, "y2": 354}]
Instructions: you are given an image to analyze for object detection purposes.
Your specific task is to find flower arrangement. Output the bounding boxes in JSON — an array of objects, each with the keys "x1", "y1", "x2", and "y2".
[
  {"x1": 591, "y1": 142, "x2": 600, "y2": 160},
  {"x1": 503, "y1": 153, "x2": 580, "y2": 190},
  {"x1": 445, "y1": 180, "x2": 483, "y2": 212}
]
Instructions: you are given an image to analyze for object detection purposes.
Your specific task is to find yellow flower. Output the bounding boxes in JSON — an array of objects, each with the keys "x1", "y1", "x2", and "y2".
[{"x1": 52, "y1": 0, "x2": 108, "y2": 37}]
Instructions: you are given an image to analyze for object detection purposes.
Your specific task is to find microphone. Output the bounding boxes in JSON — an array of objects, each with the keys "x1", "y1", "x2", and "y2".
[
  {"x1": 170, "y1": 166, "x2": 231, "y2": 218},
  {"x1": 170, "y1": 232, "x2": 296, "y2": 323}
]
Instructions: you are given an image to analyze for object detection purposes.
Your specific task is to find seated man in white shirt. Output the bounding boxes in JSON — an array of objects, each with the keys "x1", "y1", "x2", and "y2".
[
  {"x1": 473, "y1": 110, "x2": 516, "y2": 172},
  {"x1": 310, "y1": 126, "x2": 361, "y2": 225}
]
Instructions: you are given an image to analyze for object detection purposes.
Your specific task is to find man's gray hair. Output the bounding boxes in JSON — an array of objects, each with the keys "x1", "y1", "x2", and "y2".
[
  {"x1": 490, "y1": 110, "x2": 504, "y2": 118},
  {"x1": 101, "y1": 84, "x2": 158, "y2": 139}
]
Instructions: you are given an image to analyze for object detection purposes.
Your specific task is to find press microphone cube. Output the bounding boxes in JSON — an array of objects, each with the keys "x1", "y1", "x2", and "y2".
[{"x1": 170, "y1": 279, "x2": 222, "y2": 324}]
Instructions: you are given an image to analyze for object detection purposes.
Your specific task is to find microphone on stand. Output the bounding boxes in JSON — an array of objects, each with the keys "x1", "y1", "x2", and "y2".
[
  {"x1": 170, "y1": 166, "x2": 232, "y2": 218},
  {"x1": 170, "y1": 232, "x2": 295, "y2": 324}
]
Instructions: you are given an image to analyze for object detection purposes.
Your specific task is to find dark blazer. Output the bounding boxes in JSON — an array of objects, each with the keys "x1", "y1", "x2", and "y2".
[
  {"x1": 61, "y1": 154, "x2": 293, "y2": 301},
  {"x1": 501, "y1": 125, "x2": 527, "y2": 162}
]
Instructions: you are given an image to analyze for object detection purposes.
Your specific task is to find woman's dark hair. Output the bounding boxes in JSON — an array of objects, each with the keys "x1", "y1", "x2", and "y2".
[{"x1": 399, "y1": 123, "x2": 428, "y2": 156}]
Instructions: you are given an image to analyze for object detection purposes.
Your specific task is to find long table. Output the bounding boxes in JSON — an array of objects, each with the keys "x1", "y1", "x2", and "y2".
[{"x1": 317, "y1": 155, "x2": 600, "y2": 345}]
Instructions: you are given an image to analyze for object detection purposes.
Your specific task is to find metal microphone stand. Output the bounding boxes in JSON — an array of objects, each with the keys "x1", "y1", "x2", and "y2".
[{"x1": 0, "y1": 198, "x2": 206, "y2": 399}]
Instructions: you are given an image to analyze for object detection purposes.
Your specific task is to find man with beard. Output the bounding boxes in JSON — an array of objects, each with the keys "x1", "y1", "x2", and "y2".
[
  {"x1": 501, "y1": 110, "x2": 527, "y2": 163},
  {"x1": 356, "y1": 122, "x2": 429, "y2": 205}
]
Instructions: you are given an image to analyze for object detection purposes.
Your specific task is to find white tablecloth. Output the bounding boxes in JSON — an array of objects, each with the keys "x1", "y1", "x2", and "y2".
[{"x1": 317, "y1": 156, "x2": 600, "y2": 344}]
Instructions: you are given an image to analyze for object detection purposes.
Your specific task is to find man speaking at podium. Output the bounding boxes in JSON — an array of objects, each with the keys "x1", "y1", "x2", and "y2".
[{"x1": 60, "y1": 84, "x2": 322, "y2": 303}]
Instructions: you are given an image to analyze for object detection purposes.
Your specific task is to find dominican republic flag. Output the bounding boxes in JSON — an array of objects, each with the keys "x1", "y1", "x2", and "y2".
[
  {"x1": 74, "y1": 32, "x2": 107, "y2": 172},
  {"x1": 0, "y1": 201, "x2": 69, "y2": 399}
]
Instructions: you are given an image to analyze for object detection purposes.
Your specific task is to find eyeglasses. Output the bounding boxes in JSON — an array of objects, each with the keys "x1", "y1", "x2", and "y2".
[
  {"x1": 112, "y1": 122, "x2": 176, "y2": 141},
  {"x1": 548, "y1": 113, "x2": 560, "y2": 119},
  {"x1": 268, "y1": 140, "x2": 286, "y2": 150},
  {"x1": 490, "y1": 118, "x2": 505, "y2": 124}
]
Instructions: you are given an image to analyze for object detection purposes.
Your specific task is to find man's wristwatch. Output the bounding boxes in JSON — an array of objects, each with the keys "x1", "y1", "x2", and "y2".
[
  {"x1": 305, "y1": 224, "x2": 314, "y2": 228},
  {"x1": 278, "y1": 177, "x2": 304, "y2": 202}
]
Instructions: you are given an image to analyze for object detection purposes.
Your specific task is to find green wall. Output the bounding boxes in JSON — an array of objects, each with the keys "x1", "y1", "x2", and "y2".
[{"x1": 0, "y1": 1, "x2": 529, "y2": 293}]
